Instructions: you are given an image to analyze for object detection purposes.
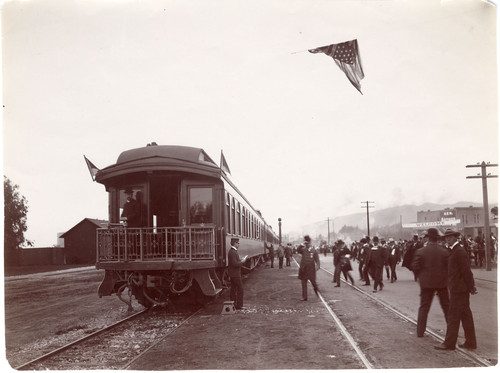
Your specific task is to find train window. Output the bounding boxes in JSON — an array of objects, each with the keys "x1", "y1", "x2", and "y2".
[
  {"x1": 118, "y1": 186, "x2": 145, "y2": 227},
  {"x1": 236, "y1": 202, "x2": 241, "y2": 235},
  {"x1": 225, "y1": 192, "x2": 230, "y2": 232},
  {"x1": 231, "y1": 196, "x2": 235, "y2": 234},
  {"x1": 242, "y1": 207, "x2": 246, "y2": 237},
  {"x1": 189, "y1": 187, "x2": 213, "y2": 224}
]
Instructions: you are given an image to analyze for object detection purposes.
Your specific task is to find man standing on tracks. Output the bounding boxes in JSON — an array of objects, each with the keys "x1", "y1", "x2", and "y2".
[
  {"x1": 228, "y1": 238, "x2": 247, "y2": 310},
  {"x1": 285, "y1": 244, "x2": 292, "y2": 267},
  {"x1": 361, "y1": 237, "x2": 373, "y2": 286},
  {"x1": 412, "y1": 228, "x2": 450, "y2": 338},
  {"x1": 387, "y1": 238, "x2": 401, "y2": 283},
  {"x1": 366, "y1": 236, "x2": 385, "y2": 292},
  {"x1": 435, "y1": 229, "x2": 477, "y2": 351},
  {"x1": 297, "y1": 235, "x2": 320, "y2": 301},
  {"x1": 333, "y1": 240, "x2": 350, "y2": 287}
]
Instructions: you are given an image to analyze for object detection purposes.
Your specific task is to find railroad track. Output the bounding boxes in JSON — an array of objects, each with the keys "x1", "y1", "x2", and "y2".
[
  {"x1": 317, "y1": 266, "x2": 493, "y2": 368},
  {"x1": 15, "y1": 307, "x2": 201, "y2": 370},
  {"x1": 290, "y1": 255, "x2": 492, "y2": 368}
]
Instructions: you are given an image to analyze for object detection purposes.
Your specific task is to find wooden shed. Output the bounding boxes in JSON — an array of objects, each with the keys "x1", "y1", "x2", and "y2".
[{"x1": 60, "y1": 218, "x2": 108, "y2": 264}]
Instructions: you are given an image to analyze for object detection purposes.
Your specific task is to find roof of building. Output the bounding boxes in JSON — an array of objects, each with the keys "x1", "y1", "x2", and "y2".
[{"x1": 59, "y1": 218, "x2": 108, "y2": 238}]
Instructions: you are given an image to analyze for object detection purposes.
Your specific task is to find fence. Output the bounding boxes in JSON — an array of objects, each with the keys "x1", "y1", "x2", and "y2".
[{"x1": 97, "y1": 226, "x2": 216, "y2": 262}]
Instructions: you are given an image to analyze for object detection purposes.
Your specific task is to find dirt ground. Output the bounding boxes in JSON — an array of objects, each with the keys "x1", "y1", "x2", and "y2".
[
  {"x1": 3, "y1": 261, "x2": 495, "y2": 369},
  {"x1": 129, "y1": 261, "x2": 484, "y2": 370},
  {"x1": 3, "y1": 266, "x2": 144, "y2": 368}
]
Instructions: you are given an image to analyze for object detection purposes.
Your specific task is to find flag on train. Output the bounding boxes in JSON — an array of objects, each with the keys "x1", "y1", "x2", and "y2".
[
  {"x1": 309, "y1": 39, "x2": 364, "y2": 94},
  {"x1": 84, "y1": 155, "x2": 100, "y2": 181},
  {"x1": 220, "y1": 150, "x2": 231, "y2": 175}
]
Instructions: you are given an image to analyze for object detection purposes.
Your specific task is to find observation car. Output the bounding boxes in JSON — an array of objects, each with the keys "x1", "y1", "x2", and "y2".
[{"x1": 93, "y1": 143, "x2": 279, "y2": 307}]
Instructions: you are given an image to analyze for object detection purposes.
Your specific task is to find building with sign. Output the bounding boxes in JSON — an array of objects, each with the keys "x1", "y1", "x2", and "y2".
[{"x1": 403, "y1": 205, "x2": 497, "y2": 238}]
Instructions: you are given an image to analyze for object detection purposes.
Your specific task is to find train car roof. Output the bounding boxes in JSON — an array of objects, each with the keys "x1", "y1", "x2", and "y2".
[{"x1": 95, "y1": 144, "x2": 221, "y2": 183}]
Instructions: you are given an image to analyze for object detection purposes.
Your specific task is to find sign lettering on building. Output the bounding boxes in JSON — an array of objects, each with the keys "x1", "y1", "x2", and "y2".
[{"x1": 402, "y1": 218, "x2": 461, "y2": 228}]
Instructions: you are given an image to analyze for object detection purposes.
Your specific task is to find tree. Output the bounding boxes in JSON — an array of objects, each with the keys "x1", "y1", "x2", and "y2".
[{"x1": 4, "y1": 176, "x2": 33, "y2": 250}]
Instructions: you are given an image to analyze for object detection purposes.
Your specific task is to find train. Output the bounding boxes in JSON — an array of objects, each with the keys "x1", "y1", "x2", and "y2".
[{"x1": 93, "y1": 143, "x2": 279, "y2": 308}]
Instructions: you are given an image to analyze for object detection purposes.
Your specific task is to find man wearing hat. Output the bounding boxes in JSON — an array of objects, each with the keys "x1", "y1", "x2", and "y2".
[
  {"x1": 402, "y1": 234, "x2": 422, "y2": 281},
  {"x1": 361, "y1": 237, "x2": 373, "y2": 286},
  {"x1": 121, "y1": 188, "x2": 141, "y2": 227},
  {"x1": 435, "y1": 229, "x2": 477, "y2": 350},
  {"x1": 412, "y1": 228, "x2": 450, "y2": 338},
  {"x1": 387, "y1": 238, "x2": 401, "y2": 283},
  {"x1": 332, "y1": 240, "x2": 350, "y2": 287},
  {"x1": 366, "y1": 236, "x2": 385, "y2": 292},
  {"x1": 228, "y1": 238, "x2": 247, "y2": 310},
  {"x1": 297, "y1": 235, "x2": 320, "y2": 300}
]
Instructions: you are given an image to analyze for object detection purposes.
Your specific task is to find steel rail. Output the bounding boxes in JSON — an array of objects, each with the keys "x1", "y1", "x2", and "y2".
[
  {"x1": 120, "y1": 307, "x2": 203, "y2": 370},
  {"x1": 292, "y1": 257, "x2": 373, "y2": 369},
  {"x1": 14, "y1": 308, "x2": 149, "y2": 370}
]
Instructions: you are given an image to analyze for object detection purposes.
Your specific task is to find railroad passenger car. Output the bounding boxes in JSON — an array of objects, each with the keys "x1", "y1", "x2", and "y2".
[{"x1": 93, "y1": 143, "x2": 278, "y2": 307}]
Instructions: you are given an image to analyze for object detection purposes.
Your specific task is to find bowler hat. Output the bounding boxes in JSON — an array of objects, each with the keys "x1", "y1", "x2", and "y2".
[
  {"x1": 443, "y1": 228, "x2": 460, "y2": 237},
  {"x1": 424, "y1": 228, "x2": 442, "y2": 238},
  {"x1": 304, "y1": 235, "x2": 311, "y2": 243}
]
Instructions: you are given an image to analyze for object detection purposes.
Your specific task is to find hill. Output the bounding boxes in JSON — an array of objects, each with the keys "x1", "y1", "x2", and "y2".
[{"x1": 284, "y1": 201, "x2": 484, "y2": 243}]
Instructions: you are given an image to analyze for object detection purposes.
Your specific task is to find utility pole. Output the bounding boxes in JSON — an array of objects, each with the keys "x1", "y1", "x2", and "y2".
[
  {"x1": 278, "y1": 218, "x2": 282, "y2": 245},
  {"x1": 327, "y1": 217, "x2": 330, "y2": 246},
  {"x1": 361, "y1": 201, "x2": 375, "y2": 238},
  {"x1": 466, "y1": 162, "x2": 498, "y2": 271},
  {"x1": 325, "y1": 217, "x2": 334, "y2": 245}
]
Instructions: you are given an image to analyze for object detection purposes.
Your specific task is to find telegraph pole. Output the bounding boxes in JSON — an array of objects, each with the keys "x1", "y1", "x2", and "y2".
[
  {"x1": 327, "y1": 217, "x2": 330, "y2": 245},
  {"x1": 361, "y1": 201, "x2": 375, "y2": 238},
  {"x1": 278, "y1": 218, "x2": 282, "y2": 244},
  {"x1": 466, "y1": 162, "x2": 498, "y2": 271},
  {"x1": 325, "y1": 217, "x2": 334, "y2": 245}
]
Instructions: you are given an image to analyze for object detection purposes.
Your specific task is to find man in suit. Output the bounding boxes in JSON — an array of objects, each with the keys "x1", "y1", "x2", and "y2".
[
  {"x1": 297, "y1": 235, "x2": 320, "y2": 301},
  {"x1": 361, "y1": 237, "x2": 373, "y2": 286},
  {"x1": 333, "y1": 240, "x2": 350, "y2": 287},
  {"x1": 412, "y1": 228, "x2": 450, "y2": 337},
  {"x1": 228, "y1": 238, "x2": 247, "y2": 310},
  {"x1": 435, "y1": 229, "x2": 477, "y2": 351},
  {"x1": 403, "y1": 234, "x2": 422, "y2": 281},
  {"x1": 267, "y1": 243, "x2": 275, "y2": 268},
  {"x1": 387, "y1": 238, "x2": 401, "y2": 283},
  {"x1": 366, "y1": 236, "x2": 385, "y2": 292}
]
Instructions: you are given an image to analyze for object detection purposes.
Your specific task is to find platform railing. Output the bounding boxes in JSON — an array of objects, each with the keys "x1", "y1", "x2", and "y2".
[{"x1": 96, "y1": 226, "x2": 216, "y2": 262}]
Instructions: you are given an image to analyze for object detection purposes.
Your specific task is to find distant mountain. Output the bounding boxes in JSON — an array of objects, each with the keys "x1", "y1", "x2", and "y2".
[{"x1": 284, "y1": 202, "x2": 485, "y2": 242}]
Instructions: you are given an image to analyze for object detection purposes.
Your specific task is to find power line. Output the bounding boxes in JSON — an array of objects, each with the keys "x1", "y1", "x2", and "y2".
[
  {"x1": 466, "y1": 161, "x2": 498, "y2": 271},
  {"x1": 361, "y1": 201, "x2": 375, "y2": 237}
]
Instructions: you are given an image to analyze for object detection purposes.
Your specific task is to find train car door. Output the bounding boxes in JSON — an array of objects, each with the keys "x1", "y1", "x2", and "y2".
[{"x1": 149, "y1": 176, "x2": 180, "y2": 228}]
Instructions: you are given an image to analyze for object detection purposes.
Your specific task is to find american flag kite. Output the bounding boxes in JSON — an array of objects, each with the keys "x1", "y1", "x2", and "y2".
[{"x1": 309, "y1": 39, "x2": 364, "y2": 94}]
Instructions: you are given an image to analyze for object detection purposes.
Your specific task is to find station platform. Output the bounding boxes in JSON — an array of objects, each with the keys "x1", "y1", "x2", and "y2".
[{"x1": 126, "y1": 256, "x2": 497, "y2": 370}]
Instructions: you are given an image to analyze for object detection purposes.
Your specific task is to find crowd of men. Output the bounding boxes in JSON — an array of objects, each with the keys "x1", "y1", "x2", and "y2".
[
  {"x1": 299, "y1": 229, "x2": 486, "y2": 350},
  {"x1": 228, "y1": 228, "x2": 491, "y2": 350},
  {"x1": 347, "y1": 231, "x2": 497, "y2": 279}
]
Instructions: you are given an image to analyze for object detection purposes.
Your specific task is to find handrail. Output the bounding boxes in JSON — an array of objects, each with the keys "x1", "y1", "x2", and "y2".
[{"x1": 97, "y1": 226, "x2": 216, "y2": 262}]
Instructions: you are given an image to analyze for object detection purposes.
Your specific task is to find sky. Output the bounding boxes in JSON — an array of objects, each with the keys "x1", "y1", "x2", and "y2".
[{"x1": 1, "y1": 0, "x2": 498, "y2": 247}]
